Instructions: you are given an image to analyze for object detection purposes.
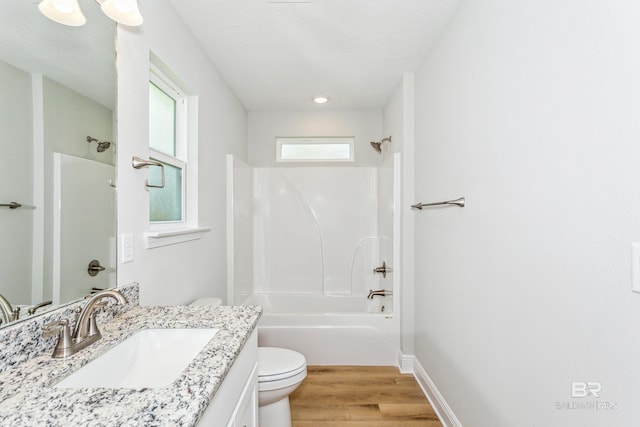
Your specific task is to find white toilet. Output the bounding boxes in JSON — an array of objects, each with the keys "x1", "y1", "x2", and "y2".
[
  {"x1": 258, "y1": 346, "x2": 307, "y2": 427},
  {"x1": 190, "y1": 298, "x2": 307, "y2": 427}
]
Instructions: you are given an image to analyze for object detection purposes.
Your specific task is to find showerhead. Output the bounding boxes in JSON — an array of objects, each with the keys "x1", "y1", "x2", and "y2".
[
  {"x1": 370, "y1": 136, "x2": 391, "y2": 154},
  {"x1": 87, "y1": 136, "x2": 112, "y2": 153},
  {"x1": 97, "y1": 141, "x2": 111, "y2": 152}
]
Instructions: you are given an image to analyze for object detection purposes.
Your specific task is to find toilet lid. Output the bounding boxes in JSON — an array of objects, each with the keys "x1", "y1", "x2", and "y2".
[{"x1": 258, "y1": 347, "x2": 306, "y2": 382}]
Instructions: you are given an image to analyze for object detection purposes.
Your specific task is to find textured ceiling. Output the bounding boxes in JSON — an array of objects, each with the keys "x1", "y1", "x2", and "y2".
[{"x1": 169, "y1": 0, "x2": 460, "y2": 111}]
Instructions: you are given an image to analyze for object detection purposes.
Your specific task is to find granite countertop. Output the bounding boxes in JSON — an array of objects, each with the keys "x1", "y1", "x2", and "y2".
[{"x1": 0, "y1": 305, "x2": 262, "y2": 426}]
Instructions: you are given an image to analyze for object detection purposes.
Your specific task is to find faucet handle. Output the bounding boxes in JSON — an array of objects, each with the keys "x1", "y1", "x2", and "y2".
[
  {"x1": 43, "y1": 319, "x2": 69, "y2": 338},
  {"x1": 43, "y1": 319, "x2": 74, "y2": 358},
  {"x1": 89, "y1": 301, "x2": 109, "y2": 334},
  {"x1": 88, "y1": 312, "x2": 103, "y2": 338}
]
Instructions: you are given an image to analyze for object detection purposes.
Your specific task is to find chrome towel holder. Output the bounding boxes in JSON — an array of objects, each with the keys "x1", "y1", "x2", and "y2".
[
  {"x1": 411, "y1": 197, "x2": 465, "y2": 210},
  {"x1": 132, "y1": 157, "x2": 165, "y2": 188}
]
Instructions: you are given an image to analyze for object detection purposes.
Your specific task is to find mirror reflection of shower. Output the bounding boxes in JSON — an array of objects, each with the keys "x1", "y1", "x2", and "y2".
[
  {"x1": 86, "y1": 136, "x2": 112, "y2": 153},
  {"x1": 370, "y1": 136, "x2": 391, "y2": 154}
]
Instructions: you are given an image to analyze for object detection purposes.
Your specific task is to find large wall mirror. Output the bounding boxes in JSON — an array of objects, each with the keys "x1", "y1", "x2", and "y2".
[{"x1": 0, "y1": 1, "x2": 116, "y2": 327}]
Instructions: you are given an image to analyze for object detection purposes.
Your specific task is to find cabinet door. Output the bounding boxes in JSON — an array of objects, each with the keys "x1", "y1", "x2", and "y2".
[
  {"x1": 234, "y1": 365, "x2": 258, "y2": 427},
  {"x1": 199, "y1": 331, "x2": 258, "y2": 427}
]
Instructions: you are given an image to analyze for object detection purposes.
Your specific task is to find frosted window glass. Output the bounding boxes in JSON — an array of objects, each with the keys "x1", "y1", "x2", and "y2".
[
  {"x1": 149, "y1": 82, "x2": 176, "y2": 156},
  {"x1": 276, "y1": 137, "x2": 354, "y2": 162},
  {"x1": 149, "y1": 161, "x2": 182, "y2": 222},
  {"x1": 280, "y1": 143, "x2": 352, "y2": 161}
]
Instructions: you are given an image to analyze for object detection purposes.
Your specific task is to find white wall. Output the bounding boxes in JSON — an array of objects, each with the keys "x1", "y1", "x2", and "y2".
[
  {"x1": 43, "y1": 77, "x2": 114, "y2": 166},
  {"x1": 413, "y1": 1, "x2": 640, "y2": 426},
  {"x1": 227, "y1": 155, "x2": 253, "y2": 305},
  {"x1": 248, "y1": 110, "x2": 383, "y2": 166},
  {"x1": 43, "y1": 77, "x2": 114, "y2": 301},
  {"x1": 116, "y1": 0, "x2": 247, "y2": 305},
  {"x1": 383, "y1": 81, "x2": 404, "y2": 158},
  {"x1": 0, "y1": 59, "x2": 33, "y2": 304}
]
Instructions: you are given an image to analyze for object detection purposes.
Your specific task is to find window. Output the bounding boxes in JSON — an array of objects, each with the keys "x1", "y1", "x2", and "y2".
[
  {"x1": 149, "y1": 68, "x2": 186, "y2": 224},
  {"x1": 145, "y1": 63, "x2": 208, "y2": 248},
  {"x1": 276, "y1": 137, "x2": 355, "y2": 162}
]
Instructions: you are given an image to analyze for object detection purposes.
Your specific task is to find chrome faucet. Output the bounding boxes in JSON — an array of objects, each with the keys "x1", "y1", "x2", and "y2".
[
  {"x1": 0, "y1": 294, "x2": 19, "y2": 324},
  {"x1": 367, "y1": 289, "x2": 393, "y2": 299},
  {"x1": 43, "y1": 289, "x2": 127, "y2": 358}
]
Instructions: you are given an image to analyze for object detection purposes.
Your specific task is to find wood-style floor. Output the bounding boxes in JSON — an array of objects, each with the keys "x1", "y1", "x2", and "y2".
[{"x1": 289, "y1": 366, "x2": 443, "y2": 427}]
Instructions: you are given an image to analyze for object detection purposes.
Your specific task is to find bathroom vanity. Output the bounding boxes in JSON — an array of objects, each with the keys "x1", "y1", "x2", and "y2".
[{"x1": 0, "y1": 284, "x2": 261, "y2": 426}]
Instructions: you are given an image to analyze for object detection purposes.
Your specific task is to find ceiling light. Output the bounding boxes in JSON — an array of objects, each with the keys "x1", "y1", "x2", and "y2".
[
  {"x1": 38, "y1": 0, "x2": 143, "y2": 27},
  {"x1": 313, "y1": 96, "x2": 329, "y2": 104}
]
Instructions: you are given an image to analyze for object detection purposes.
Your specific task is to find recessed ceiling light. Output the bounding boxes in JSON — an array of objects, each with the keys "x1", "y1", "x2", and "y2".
[{"x1": 313, "y1": 96, "x2": 329, "y2": 104}]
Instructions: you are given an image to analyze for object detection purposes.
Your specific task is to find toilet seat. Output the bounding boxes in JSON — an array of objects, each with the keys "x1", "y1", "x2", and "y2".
[{"x1": 258, "y1": 347, "x2": 307, "y2": 390}]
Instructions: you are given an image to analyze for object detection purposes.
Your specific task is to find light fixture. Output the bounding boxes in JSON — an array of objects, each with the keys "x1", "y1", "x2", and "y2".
[
  {"x1": 312, "y1": 96, "x2": 329, "y2": 104},
  {"x1": 38, "y1": 0, "x2": 143, "y2": 27},
  {"x1": 38, "y1": 0, "x2": 86, "y2": 27},
  {"x1": 100, "y1": 0, "x2": 143, "y2": 26}
]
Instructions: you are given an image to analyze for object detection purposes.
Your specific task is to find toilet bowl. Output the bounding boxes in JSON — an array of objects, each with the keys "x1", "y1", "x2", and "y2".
[
  {"x1": 190, "y1": 298, "x2": 307, "y2": 427},
  {"x1": 258, "y1": 347, "x2": 307, "y2": 427}
]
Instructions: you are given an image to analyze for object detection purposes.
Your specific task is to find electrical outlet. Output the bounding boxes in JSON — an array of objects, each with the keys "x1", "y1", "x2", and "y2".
[
  {"x1": 633, "y1": 243, "x2": 640, "y2": 293},
  {"x1": 121, "y1": 233, "x2": 134, "y2": 263}
]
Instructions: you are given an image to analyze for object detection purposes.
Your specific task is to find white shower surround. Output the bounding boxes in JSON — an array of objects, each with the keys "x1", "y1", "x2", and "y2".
[
  {"x1": 252, "y1": 166, "x2": 382, "y2": 295},
  {"x1": 227, "y1": 154, "x2": 401, "y2": 365}
]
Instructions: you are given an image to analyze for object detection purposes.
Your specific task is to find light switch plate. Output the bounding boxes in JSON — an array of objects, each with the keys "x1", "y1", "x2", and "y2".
[
  {"x1": 121, "y1": 233, "x2": 134, "y2": 264},
  {"x1": 632, "y1": 243, "x2": 640, "y2": 293}
]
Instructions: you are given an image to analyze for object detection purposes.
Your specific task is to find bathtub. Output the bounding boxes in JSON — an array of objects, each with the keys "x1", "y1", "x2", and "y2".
[{"x1": 242, "y1": 293, "x2": 400, "y2": 366}]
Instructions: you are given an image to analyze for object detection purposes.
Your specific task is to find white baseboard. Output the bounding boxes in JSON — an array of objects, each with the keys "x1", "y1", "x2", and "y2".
[
  {"x1": 400, "y1": 353, "x2": 463, "y2": 427},
  {"x1": 397, "y1": 351, "x2": 414, "y2": 374}
]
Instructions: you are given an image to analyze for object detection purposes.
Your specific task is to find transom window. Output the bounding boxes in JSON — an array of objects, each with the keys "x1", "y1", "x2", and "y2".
[{"x1": 276, "y1": 137, "x2": 355, "y2": 162}]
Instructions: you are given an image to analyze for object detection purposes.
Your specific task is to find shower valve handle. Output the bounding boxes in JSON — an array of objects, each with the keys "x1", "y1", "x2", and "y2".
[
  {"x1": 373, "y1": 261, "x2": 392, "y2": 278},
  {"x1": 87, "y1": 260, "x2": 106, "y2": 277}
]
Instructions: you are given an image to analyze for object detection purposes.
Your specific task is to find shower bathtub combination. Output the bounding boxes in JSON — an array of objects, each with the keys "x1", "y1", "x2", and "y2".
[
  {"x1": 243, "y1": 293, "x2": 399, "y2": 365},
  {"x1": 228, "y1": 153, "x2": 402, "y2": 366}
]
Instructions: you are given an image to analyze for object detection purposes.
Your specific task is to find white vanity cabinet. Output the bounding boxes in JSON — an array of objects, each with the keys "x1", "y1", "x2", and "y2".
[
  {"x1": 229, "y1": 363, "x2": 258, "y2": 427},
  {"x1": 197, "y1": 329, "x2": 258, "y2": 427}
]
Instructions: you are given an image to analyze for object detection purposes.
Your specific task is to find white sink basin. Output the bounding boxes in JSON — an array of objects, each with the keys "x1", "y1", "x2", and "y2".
[{"x1": 55, "y1": 328, "x2": 219, "y2": 389}]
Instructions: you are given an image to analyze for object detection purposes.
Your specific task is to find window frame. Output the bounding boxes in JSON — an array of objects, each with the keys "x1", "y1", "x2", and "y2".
[
  {"x1": 143, "y1": 61, "x2": 209, "y2": 248},
  {"x1": 148, "y1": 66, "x2": 188, "y2": 229}
]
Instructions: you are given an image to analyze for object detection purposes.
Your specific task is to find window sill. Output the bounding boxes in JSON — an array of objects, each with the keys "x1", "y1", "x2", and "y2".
[{"x1": 144, "y1": 226, "x2": 211, "y2": 249}]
